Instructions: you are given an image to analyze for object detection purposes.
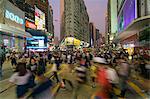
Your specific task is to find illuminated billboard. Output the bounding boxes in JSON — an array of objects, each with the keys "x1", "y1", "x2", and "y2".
[
  {"x1": 25, "y1": 20, "x2": 36, "y2": 29},
  {"x1": 118, "y1": 0, "x2": 137, "y2": 32},
  {"x1": 27, "y1": 36, "x2": 47, "y2": 49},
  {"x1": 35, "y1": 6, "x2": 45, "y2": 30},
  {"x1": 65, "y1": 37, "x2": 81, "y2": 46}
]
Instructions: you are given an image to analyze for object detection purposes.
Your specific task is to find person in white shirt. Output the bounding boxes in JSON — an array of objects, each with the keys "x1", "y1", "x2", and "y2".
[{"x1": 9, "y1": 62, "x2": 32, "y2": 99}]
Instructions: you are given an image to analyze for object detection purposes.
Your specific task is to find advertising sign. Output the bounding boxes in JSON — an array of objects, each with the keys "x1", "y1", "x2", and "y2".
[
  {"x1": 5, "y1": 10, "x2": 24, "y2": 25},
  {"x1": 27, "y1": 36, "x2": 47, "y2": 49},
  {"x1": 65, "y1": 37, "x2": 74, "y2": 45},
  {"x1": 118, "y1": 0, "x2": 137, "y2": 32},
  {"x1": 4, "y1": 0, "x2": 25, "y2": 29},
  {"x1": 25, "y1": 20, "x2": 36, "y2": 29},
  {"x1": 35, "y1": 6, "x2": 45, "y2": 30},
  {"x1": 74, "y1": 38, "x2": 81, "y2": 46}
]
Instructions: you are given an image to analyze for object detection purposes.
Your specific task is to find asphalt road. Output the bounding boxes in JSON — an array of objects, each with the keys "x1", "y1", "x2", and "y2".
[{"x1": 0, "y1": 61, "x2": 149, "y2": 99}]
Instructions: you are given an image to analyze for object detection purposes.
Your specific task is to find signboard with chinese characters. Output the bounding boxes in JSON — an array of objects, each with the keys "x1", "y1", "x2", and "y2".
[{"x1": 35, "y1": 6, "x2": 45, "y2": 30}]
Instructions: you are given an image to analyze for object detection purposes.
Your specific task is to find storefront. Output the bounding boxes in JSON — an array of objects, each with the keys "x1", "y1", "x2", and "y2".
[{"x1": 0, "y1": 0, "x2": 32, "y2": 52}]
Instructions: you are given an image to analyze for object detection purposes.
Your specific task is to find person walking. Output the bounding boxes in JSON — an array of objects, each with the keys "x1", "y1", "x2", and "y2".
[
  {"x1": 9, "y1": 62, "x2": 34, "y2": 99},
  {"x1": 93, "y1": 57, "x2": 112, "y2": 99},
  {"x1": 117, "y1": 58, "x2": 130, "y2": 98},
  {"x1": 10, "y1": 53, "x2": 17, "y2": 69},
  {"x1": 72, "y1": 58, "x2": 88, "y2": 99},
  {"x1": 0, "y1": 46, "x2": 5, "y2": 80},
  {"x1": 31, "y1": 69, "x2": 53, "y2": 99},
  {"x1": 38, "y1": 53, "x2": 46, "y2": 73},
  {"x1": 48, "y1": 51, "x2": 52, "y2": 64},
  {"x1": 59, "y1": 60, "x2": 74, "y2": 90}
]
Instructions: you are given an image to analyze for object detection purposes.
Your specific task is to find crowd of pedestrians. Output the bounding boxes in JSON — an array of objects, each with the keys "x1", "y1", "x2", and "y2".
[{"x1": 0, "y1": 45, "x2": 149, "y2": 98}]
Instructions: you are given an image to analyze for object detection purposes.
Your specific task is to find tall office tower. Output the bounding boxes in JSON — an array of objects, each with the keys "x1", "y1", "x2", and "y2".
[
  {"x1": 48, "y1": 5, "x2": 54, "y2": 35},
  {"x1": 61, "y1": 0, "x2": 90, "y2": 43},
  {"x1": 89, "y1": 22, "x2": 96, "y2": 46},
  {"x1": 60, "y1": 0, "x2": 65, "y2": 41},
  {"x1": 106, "y1": 0, "x2": 118, "y2": 44}
]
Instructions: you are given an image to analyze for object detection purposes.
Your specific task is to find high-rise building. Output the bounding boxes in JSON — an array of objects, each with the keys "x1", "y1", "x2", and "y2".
[
  {"x1": 60, "y1": 0, "x2": 65, "y2": 41},
  {"x1": 105, "y1": 12, "x2": 109, "y2": 44},
  {"x1": 89, "y1": 23, "x2": 95, "y2": 47},
  {"x1": 117, "y1": 0, "x2": 150, "y2": 48},
  {"x1": 61, "y1": 0, "x2": 90, "y2": 43},
  {"x1": 48, "y1": 5, "x2": 54, "y2": 35},
  {"x1": 106, "y1": 0, "x2": 118, "y2": 44}
]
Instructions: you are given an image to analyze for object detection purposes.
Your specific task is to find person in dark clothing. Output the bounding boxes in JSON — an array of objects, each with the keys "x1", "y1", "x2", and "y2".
[
  {"x1": 55, "y1": 57, "x2": 61, "y2": 70},
  {"x1": 48, "y1": 52, "x2": 52, "y2": 64},
  {"x1": 139, "y1": 58, "x2": 146, "y2": 78},
  {"x1": 27, "y1": 58, "x2": 38, "y2": 74},
  {"x1": 31, "y1": 69, "x2": 53, "y2": 99},
  {"x1": 38, "y1": 54, "x2": 46, "y2": 73},
  {"x1": 73, "y1": 58, "x2": 88, "y2": 99},
  {"x1": 11, "y1": 54, "x2": 17, "y2": 68}
]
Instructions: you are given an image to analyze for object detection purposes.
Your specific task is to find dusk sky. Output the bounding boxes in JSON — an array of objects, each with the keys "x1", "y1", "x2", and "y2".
[{"x1": 49, "y1": 0, "x2": 108, "y2": 39}]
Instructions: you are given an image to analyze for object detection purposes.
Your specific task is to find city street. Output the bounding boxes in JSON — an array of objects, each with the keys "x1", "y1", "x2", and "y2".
[
  {"x1": 0, "y1": 0, "x2": 150, "y2": 99},
  {"x1": 0, "y1": 61, "x2": 149, "y2": 99}
]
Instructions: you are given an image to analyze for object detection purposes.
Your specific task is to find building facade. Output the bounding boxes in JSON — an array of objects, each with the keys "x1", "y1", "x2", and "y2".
[
  {"x1": 47, "y1": 5, "x2": 54, "y2": 35},
  {"x1": 0, "y1": 0, "x2": 32, "y2": 52},
  {"x1": 8, "y1": 0, "x2": 54, "y2": 51},
  {"x1": 61, "y1": 0, "x2": 90, "y2": 43},
  {"x1": 117, "y1": 0, "x2": 150, "y2": 48},
  {"x1": 89, "y1": 23, "x2": 95, "y2": 47},
  {"x1": 10, "y1": 0, "x2": 54, "y2": 34},
  {"x1": 106, "y1": 0, "x2": 118, "y2": 44},
  {"x1": 60, "y1": 0, "x2": 65, "y2": 41}
]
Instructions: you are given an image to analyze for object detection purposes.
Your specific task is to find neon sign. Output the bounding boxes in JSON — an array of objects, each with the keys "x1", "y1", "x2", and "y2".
[
  {"x1": 5, "y1": 10, "x2": 24, "y2": 25},
  {"x1": 26, "y1": 20, "x2": 36, "y2": 29}
]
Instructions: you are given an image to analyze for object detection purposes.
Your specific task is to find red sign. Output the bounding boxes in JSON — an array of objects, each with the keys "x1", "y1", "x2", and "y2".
[{"x1": 25, "y1": 20, "x2": 36, "y2": 29}]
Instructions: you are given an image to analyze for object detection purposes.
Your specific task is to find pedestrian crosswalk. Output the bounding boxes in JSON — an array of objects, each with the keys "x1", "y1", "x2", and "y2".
[{"x1": 0, "y1": 62, "x2": 149, "y2": 99}]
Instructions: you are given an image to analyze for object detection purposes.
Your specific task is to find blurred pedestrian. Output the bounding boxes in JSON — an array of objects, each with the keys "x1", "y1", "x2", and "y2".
[
  {"x1": 117, "y1": 58, "x2": 130, "y2": 98},
  {"x1": 9, "y1": 62, "x2": 33, "y2": 99},
  {"x1": 0, "y1": 46, "x2": 5, "y2": 79},
  {"x1": 93, "y1": 57, "x2": 112, "y2": 99},
  {"x1": 48, "y1": 51, "x2": 52, "y2": 64},
  {"x1": 10, "y1": 53, "x2": 17, "y2": 69},
  {"x1": 73, "y1": 58, "x2": 88, "y2": 99},
  {"x1": 59, "y1": 60, "x2": 74, "y2": 89},
  {"x1": 31, "y1": 69, "x2": 53, "y2": 99},
  {"x1": 90, "y1": 61, "x2": 97, "y2": 88},
  {"x1": 38, "y1": 53, "x2": 46, "y2": 73},
  {"x1": 51, "y1": 60, "x2": 60, "y2": 83}
]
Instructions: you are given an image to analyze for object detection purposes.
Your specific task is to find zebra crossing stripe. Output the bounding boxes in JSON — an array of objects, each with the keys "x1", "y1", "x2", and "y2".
[{"x1": 127, "y1": 81, "x2": 147, "y2": 99}]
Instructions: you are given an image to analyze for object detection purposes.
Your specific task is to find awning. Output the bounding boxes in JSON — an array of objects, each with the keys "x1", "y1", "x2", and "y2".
[
  {"x1": 0, "y1": 23, "x2": 32, "y2": 38},
  {"x1": 117, "y1": 15, "x2": 150, "y2": 40}
]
